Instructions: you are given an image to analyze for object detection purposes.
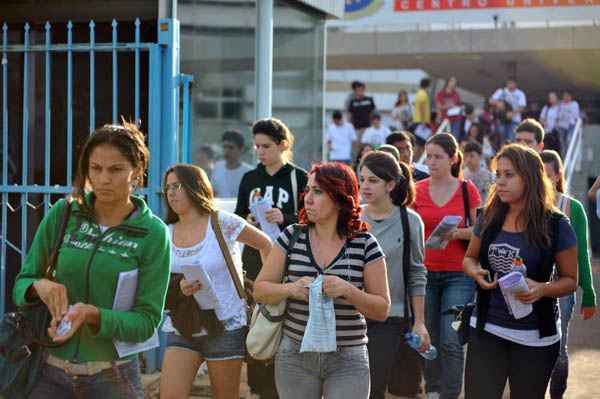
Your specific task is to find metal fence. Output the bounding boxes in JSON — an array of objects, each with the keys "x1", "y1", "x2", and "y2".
[{"x1": 0, "y1": 17, "x2": 186, "y2": 372}]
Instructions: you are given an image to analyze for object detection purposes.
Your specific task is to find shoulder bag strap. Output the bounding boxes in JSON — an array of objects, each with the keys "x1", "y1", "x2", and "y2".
[
  {"x1": 399, "y1": 206, "x2": 413, "y2": 324},
  {"x1": 462, "y1": 180, "x2": 472, "y2": 227},
  {"x1": 44, "y1": 198, "x2": 73, "y2": 280},
  {"x1": 211, "y1": 211, "x2": 247, "y2": 300},
  {"x1": 291, "y1": 167, "x2": 298, "y2": 215},
  {"x1": 283, "y1": 224, "x2": 303, "y2": 283}
]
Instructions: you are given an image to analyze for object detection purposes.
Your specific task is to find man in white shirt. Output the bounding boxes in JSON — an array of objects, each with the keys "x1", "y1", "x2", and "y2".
[
  {"x1": 211, "y1": 130, "x2": 253, "y2": 198},
  {"x1": 556, "y1": 91, "x2": 581, "y2": 152},
  {"x1": 490, "y1": 78, "x2": 527, "y2": 142},
  {"x1": 326, "y1": 110, "x2": 357, "y2": 164},
  {"x1": 361, "y1": 112, "x2": 391, "y2": 147}
]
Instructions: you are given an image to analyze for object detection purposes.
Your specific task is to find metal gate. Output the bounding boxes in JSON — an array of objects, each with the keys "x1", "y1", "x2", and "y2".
[{"x1": 0, "y1": 17, "x2": 191, "y2": 370}]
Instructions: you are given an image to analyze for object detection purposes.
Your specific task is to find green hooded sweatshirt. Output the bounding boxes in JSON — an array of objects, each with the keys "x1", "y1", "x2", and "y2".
[{"x1": 13, "y1": 194, "x2": 171, "y2": 362}]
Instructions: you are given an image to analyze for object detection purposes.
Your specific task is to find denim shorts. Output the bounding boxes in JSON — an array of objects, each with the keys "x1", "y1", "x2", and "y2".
[{"x1": 165, "y1": 327, "x2": 247, "y2": 361}]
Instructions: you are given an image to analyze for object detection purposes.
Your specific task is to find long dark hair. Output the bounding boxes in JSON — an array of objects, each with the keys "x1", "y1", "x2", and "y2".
[
  {"x1": 74, "y1": 121, "x2": 149, "y2": 210},
  {"x1": 482, "y1": 144, "x2": 556, "y2": 248},
  {"x1": 394, "y1": 90, "x2": 409, "y2": 107},
  {"x1": 540, "y1": 150, "x2": 565, "y2": 194},
  {"x1": 299, "y1": 162, "x2": 368, "y2": 238},
  {"x1": 426, "y1": 133, "x2": 463, "y2": 178},
  {"x1": 252, "y1": 117, "x2": 295, "y2": 163},
  {"x1": 163, "y1": 164, "x2": 217, "y2": 225},
  {"x1": 360, "y1": 151, "x2": 415, "y2": 207}
]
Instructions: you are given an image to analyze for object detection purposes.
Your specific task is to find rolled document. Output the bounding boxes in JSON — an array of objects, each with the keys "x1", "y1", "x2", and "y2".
[
  {"x1": 425, "y1": 215, "x2": 462, "y2": 249},
  {"x1": 498, "y1": 271, "x2": 532, "y2": 319}
]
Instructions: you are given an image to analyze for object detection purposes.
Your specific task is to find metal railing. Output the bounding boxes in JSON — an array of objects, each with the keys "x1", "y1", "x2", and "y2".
[{"x1": 564, "y1": 118, "x2": 583, "y2": 195}]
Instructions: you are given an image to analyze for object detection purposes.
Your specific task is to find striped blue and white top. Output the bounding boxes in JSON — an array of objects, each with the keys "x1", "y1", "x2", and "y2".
[{"x1": 276, "y1": 225, "x2": 385, "y2": 347}]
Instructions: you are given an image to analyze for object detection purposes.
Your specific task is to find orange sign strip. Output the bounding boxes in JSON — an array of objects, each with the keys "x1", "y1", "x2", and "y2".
[{"x1": 394, "y1": 0, "x2": 596, "y2": 11}]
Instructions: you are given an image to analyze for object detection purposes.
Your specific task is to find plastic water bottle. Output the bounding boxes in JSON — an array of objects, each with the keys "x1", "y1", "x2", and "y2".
[
  {"x1": 511, "y1": 256, "x2": 527, "y2": 276},
  {"x1": 404, "y1": 332, "x2": 438, "y2": 360}
]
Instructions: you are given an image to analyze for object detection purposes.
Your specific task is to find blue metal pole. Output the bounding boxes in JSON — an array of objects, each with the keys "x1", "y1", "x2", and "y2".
[
  {"x1": 134, "y1": 18, "x2": 141, "y2": 125},
  {"x1": 144, "y1": 43, "x2": 163, "y2": 375},
  {"x1": 44, "y1": 21, "x2": 52, "y2": 215},
  {"x1": 1, "y1": 22, "x2": 9, "y2": 316},
  {"x1": 89, "y1": 20, "x2": 95, "y2": 133},
  {"x1": 67, "y1": 21, "x2": 73, "y2": 185},
  {"x1": 147, "y1": 45, "x2": 161, "y2": 216},
  {"x1": 112, "y1": 19, "x2": 118, "y2": 124},
  {"x1": 21, "y1": 23, "x2": 30, "y2": 264},
  {"x1": 158, "y1": 18, "x2": 180, "y2": 175}
]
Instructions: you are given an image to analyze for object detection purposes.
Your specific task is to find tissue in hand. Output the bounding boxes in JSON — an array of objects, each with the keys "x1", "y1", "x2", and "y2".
[{"x1": 498, "y1": 271, "x2": 533, "y2": 319}]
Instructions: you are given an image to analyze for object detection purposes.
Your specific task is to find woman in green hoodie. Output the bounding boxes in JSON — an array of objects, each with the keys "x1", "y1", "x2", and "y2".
[
  {"x1": 13, "y1": 122, "x2": 171, "y2": 399},
  {"x1": 541, "y1": 150, "x2": 596, "y2": 399}
]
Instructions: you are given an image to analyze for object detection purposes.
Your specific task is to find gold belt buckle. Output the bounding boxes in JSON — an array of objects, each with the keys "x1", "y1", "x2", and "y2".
[{"x1": 64, "y1": 360, "x2": 76, "y2": 375}]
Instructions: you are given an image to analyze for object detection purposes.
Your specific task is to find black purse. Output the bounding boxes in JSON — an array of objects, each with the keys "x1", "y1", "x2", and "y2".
[{"x1": 0, "y1": 199, "x2": 72, "y2": 398}]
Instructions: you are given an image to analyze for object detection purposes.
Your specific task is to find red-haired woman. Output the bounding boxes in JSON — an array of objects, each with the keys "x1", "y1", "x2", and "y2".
[{"x1": 253, "y1": 162, "x2": 391, "y2": 399}]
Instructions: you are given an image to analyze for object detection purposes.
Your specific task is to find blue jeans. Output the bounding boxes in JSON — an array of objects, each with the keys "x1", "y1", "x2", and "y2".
[
  {"x1": 424, "y1": 271, "x2": 475, "y2": 399},
  {"x1": 549, "y1": 292, "x2": 576, "y2": 399},
  {"x1": 28, "y1": 358, "x2": 143, "y2": 399},
  {"x1": 502, "y1": 121, "x2": 518, "y2": 143},
  {"x1": 450, "y1": 119, "x2": 463, "y2": 141},
  {"x1": 275, "y1": 335, "x2": 370, "y2": 399}
]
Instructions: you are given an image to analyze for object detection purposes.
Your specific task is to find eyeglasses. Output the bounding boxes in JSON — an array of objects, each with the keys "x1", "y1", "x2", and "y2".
[{"x1": 164, "y1": 182, "x2": 183, "y2": 194}]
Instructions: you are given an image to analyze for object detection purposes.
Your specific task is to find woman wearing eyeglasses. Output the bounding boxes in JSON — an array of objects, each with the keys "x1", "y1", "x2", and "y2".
[
  {"x1": 160, "y1": 164, "x2": 272, "y2": 399},
  {"x1": 235, "y1": 118, "x2": 308, "y2": 399}
]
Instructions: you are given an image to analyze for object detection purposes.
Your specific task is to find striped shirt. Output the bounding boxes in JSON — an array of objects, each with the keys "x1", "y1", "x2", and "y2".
[{"x1": 276, "y1": 225, "x2": 384, "y2": 347}]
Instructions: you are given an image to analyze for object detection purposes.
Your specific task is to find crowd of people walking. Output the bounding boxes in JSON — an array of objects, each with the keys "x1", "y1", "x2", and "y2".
[{"x1": 8, "y1": 74, "x2": 596, "y2": 399}]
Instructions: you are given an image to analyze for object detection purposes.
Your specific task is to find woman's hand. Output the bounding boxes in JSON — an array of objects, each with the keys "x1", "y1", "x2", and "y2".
[
  {"x1": 440, "y1": 228, "x2": 458, "y2": 242},
  {"x1": 47, "y1": 303, "x2": 95, "y2": 344},
  {"x1": 323, "y1": 275, "x2": 354, "y2": 300},
  {"x1": 32, "y1": 278, "x2": 69, "y2": 323},
  {"x1": 286, "y1": 277, "x2": 314, "y2": 301},
  {"x1": 581, "y1": 306, "x2": 596, "y2": 320},
  {"x1": 514, "y1": 279, "x2": 547, "y2": 304},
  {"x1": 471, "y1": 268, "x2": 497, "y2": 290},
  {"x1": 265, "y1": 208, "x2": 284, "y2": 225},
  {"x1": 246, "y1": 213, "x2": 259, "y2": 227},
  {"x1": 180, "y1": 278, "x2": 202, "y2": 296},
  {"x1": 412, "y1": 322, "x2": 431, "y2": 353}
]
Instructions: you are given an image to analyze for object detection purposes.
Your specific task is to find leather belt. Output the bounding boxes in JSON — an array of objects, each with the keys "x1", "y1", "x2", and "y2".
[{"x1": 46, "y1": 354, "x2": 131, "y2": 376}]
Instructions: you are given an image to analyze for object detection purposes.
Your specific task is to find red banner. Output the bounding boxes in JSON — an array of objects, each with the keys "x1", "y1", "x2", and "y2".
[{"x1": 395, "y1": 0, "x2": 596, "y2": 11}]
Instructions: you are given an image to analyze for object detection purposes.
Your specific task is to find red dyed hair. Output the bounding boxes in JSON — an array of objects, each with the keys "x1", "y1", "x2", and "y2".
[{"x1": 299, "y1": 162, "x2": 368, "y2": 238}]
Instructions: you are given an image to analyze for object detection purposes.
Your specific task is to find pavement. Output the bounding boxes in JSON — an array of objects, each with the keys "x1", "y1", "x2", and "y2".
[{"x1": 143, "y1": 259, "x2": 600, "y2": 398}]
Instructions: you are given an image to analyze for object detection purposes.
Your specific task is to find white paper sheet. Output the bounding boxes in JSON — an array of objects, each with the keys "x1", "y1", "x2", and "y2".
[
  {"x1": 112, "y1": 269, "x2": 160, "y2": 358},
  {"x1": 425, "y1": 215, "x2": 463, "y2": 249},
  {"x1": 300, "y1": 275, "x2": 337, "y2": 353},
  {"x1": 180, "y1": 264, "x2": 218, "y2": 310},
  {"x1": 250, "y1": 197, "x2": 281, "y2": 241}
]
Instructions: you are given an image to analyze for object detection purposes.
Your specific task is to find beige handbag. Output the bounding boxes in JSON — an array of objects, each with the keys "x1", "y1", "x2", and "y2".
[{"x1": 246, "y1": 225, "x2": 302, "y2": 361}]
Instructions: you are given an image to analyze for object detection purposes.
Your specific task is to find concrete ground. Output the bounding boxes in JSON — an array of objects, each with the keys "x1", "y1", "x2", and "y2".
[{"x1": 143, "y1": 260, "x2": 600, "y2": 399}]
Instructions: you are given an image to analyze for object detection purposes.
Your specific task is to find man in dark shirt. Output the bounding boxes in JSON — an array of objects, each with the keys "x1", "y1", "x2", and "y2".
[
  {"x1": 386, "y1": 131, "x2": 430, "y2": 181},
  {"x1": 347, "y1": 81, "x2": 376, "y2": 135}
]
